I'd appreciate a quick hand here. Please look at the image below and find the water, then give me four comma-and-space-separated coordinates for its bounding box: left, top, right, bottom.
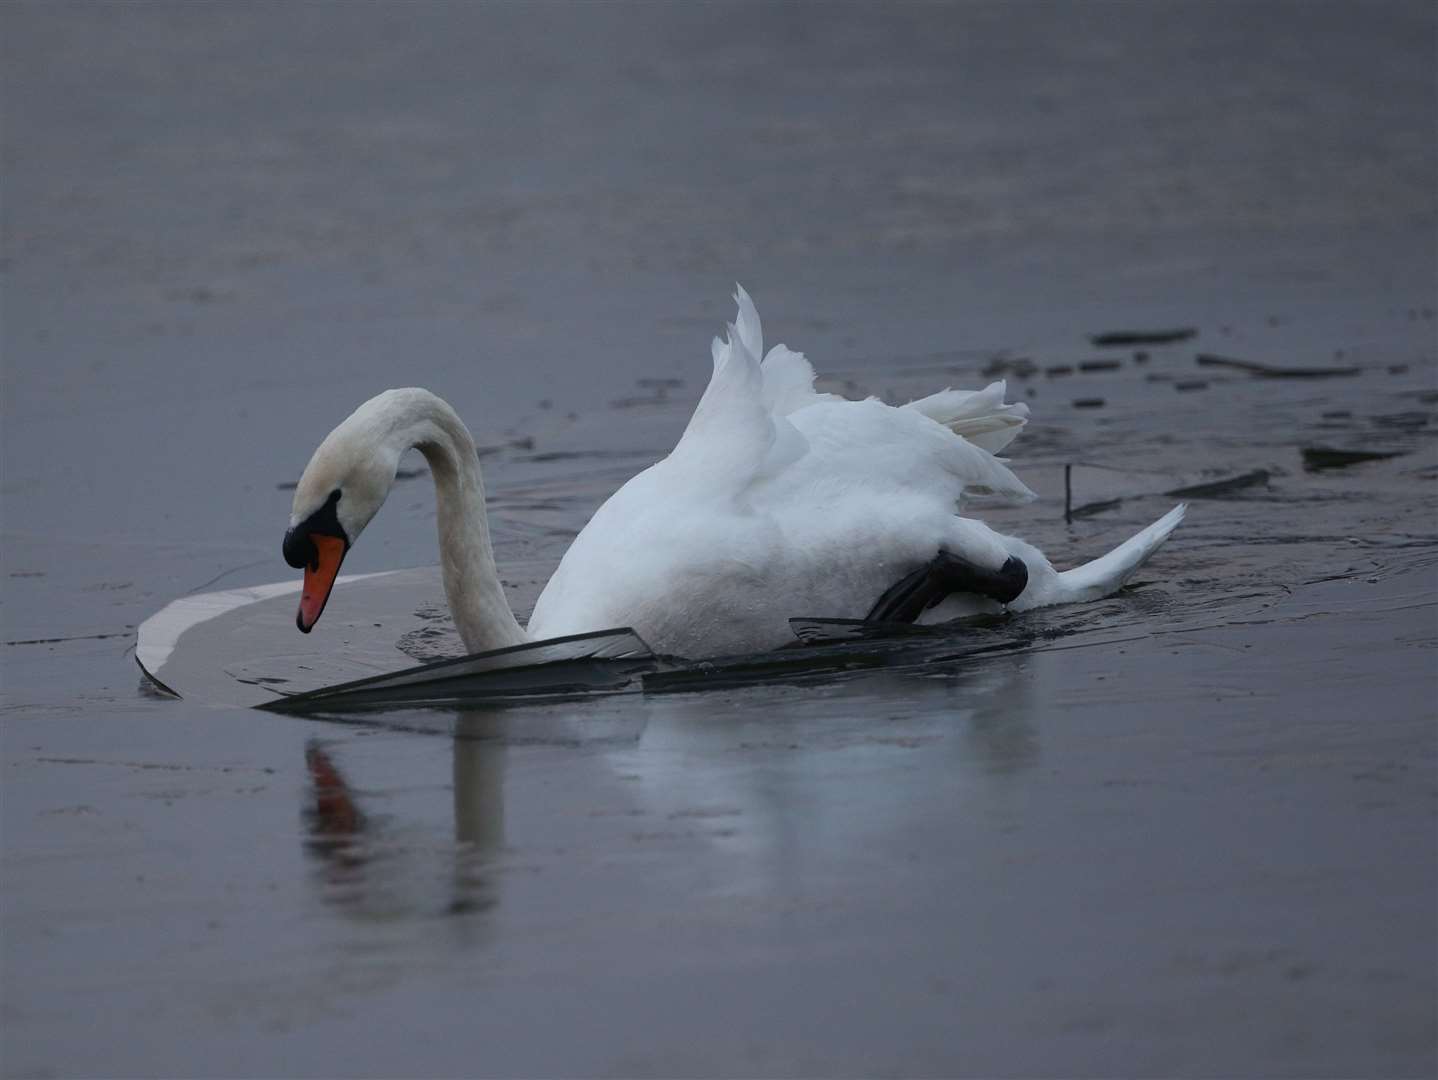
3, 3, 1436, 1076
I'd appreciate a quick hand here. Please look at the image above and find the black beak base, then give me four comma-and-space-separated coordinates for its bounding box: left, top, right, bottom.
283, 489, 346, 569
283, 527, 316, 570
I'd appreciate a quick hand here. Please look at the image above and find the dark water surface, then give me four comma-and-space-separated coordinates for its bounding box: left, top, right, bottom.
3, 3, 1436, 1076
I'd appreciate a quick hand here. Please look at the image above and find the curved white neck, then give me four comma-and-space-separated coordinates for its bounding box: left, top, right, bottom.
385, 392, 528, 653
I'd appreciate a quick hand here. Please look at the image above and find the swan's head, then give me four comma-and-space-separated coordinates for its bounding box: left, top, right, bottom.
283, 396, 405, 632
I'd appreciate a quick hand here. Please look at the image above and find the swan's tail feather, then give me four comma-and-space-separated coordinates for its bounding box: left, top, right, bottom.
1057, 503, 1186, 602
1011, 505, 1186, 611
905, 381, 1031, 453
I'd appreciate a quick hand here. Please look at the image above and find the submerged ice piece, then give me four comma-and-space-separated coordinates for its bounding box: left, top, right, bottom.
258, 628, 657, 712
132, 567, 662, 710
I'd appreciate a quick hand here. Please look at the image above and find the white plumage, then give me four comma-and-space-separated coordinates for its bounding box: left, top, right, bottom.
288, 287, 1184, 659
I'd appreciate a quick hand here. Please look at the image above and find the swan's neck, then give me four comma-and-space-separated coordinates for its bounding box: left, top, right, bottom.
389, 394, 527, 653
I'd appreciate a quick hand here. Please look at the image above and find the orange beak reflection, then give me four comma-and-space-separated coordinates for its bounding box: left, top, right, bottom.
297, 534, 347, 633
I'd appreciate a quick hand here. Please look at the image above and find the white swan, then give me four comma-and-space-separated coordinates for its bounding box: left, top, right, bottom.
283, 287, 1184, 658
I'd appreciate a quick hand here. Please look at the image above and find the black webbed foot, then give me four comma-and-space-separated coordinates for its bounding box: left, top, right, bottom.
865, 552, 1028, 623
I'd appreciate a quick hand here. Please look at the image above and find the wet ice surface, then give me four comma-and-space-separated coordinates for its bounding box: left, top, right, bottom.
4, 2, 1437, 1077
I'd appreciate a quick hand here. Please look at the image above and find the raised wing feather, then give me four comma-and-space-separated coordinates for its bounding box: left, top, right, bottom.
672, 286, 1033, 504
903, 382, 1030, 453
670, 290, 791, 494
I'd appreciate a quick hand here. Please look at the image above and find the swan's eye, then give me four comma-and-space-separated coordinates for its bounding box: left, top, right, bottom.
282, 489, 346, 569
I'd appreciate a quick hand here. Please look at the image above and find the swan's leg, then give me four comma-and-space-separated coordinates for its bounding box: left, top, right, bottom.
865, 550, 1028, 622
878, 504, 1184, 625
943, 518, 1063, 611
881, 515, 1066, 624
922, 507, 1184, 616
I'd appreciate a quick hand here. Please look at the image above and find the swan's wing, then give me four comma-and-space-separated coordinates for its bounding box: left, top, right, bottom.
733, 283, 764, 367
670, 325, 769, 476
902, 381, 1030, 453
698, 281, 836, 418
768, 396, 1035, 507
747, 284, 1026, 455
742, 285, 1032, 502
668, 286, 809, 494
743, 280, 1027, 454
761, 344, 843, 416
672, 287, 1032, 502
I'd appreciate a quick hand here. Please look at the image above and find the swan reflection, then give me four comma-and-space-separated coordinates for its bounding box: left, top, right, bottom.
300, 650, 1041, 922
301, 711, 510, 921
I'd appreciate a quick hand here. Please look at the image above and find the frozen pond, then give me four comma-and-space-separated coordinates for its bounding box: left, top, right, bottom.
3, 3, 1435, 1076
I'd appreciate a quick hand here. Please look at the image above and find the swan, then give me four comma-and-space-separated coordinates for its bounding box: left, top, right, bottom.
282, 287, 1184, 659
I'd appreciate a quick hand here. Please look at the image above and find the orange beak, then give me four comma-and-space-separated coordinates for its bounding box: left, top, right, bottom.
297, 534, 347, 633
